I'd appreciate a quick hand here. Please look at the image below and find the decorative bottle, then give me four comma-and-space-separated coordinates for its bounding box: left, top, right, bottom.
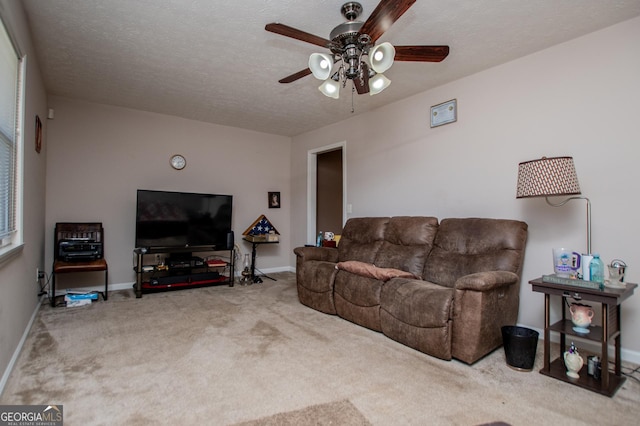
240, 253, 251, 286
317, 231, 323, 247
563, 341, 583, 379
589, 253, 605, 289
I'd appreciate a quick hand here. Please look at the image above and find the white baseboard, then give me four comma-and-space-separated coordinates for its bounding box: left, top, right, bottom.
0, 295, 43, 396
51, 281, 134, 297
250, 266, 295, 276
516, 323, 640, 365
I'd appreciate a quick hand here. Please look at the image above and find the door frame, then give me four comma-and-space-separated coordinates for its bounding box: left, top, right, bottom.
307, 141, 347, 244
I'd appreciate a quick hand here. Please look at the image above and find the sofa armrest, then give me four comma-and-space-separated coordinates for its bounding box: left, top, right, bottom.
293, 246, 339, 263
454, 271, 519, 292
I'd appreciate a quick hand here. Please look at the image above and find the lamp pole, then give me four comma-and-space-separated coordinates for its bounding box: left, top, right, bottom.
545, 196, 591, 255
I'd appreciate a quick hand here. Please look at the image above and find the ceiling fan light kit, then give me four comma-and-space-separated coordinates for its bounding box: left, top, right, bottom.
369, 42, 395, 73
309, 53, 334, 80
265, 0, 450, 100
319, 79, 341, 99
369, 73, 391, 95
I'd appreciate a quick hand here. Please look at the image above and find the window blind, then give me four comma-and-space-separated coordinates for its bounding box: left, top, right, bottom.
0, 19, 18, 242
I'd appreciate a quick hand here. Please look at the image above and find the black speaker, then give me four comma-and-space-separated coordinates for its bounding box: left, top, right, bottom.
226, 231, 234, 250
153, 275, 191, 285
192, 271, 221, 282
151, 272, 221, 286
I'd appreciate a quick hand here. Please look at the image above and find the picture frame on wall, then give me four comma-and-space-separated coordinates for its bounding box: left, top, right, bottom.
268, 192, 280, 208
35, 115, 42, 153
430, 99, 457, 128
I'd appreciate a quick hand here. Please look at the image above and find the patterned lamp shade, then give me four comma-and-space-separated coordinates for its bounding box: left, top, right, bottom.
516, 156, 581, 198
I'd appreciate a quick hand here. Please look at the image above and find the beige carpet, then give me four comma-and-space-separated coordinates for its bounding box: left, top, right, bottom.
1, 272, 639, 425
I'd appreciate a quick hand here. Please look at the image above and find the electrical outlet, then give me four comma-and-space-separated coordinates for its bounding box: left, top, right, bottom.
36, 268, 45, 280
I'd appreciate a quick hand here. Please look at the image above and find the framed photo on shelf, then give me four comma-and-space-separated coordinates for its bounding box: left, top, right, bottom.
268, 192, 280, 208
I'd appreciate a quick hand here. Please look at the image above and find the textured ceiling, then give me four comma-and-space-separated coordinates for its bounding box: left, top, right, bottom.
21, 0, 640, 137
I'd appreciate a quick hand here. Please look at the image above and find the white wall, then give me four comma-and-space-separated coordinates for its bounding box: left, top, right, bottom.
291, 17, 640, 358
0, 0, 48, 391
45, 97, 291, 287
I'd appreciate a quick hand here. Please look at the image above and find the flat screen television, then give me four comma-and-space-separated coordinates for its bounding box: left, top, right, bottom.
135, 189, 233, 251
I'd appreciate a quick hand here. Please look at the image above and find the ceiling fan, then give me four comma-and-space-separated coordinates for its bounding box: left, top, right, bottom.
265, 0, 449, 99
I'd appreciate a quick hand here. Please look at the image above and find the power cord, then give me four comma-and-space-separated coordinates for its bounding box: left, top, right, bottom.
37, 271, 50, 297
617, 363, 640, 384
37, 271, 67, 307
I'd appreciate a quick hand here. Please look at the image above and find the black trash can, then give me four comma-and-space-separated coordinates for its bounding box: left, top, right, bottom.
501, 325, 539, 371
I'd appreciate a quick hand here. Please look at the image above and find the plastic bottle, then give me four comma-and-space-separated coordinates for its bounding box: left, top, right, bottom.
589, 253, 605, 289
316, 231, 323, 247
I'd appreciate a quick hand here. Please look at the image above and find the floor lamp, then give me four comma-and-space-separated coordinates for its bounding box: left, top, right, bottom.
516, 156, 591, 255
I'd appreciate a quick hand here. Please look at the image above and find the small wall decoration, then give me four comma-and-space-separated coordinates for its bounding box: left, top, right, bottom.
35, 115, 42, 153
242, 214, 280, 242
170, 154, 186, 170
430, 99, 457, 128
268, 192, 280, 208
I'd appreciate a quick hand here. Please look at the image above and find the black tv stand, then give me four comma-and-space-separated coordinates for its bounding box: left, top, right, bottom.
133, 246, 234, 298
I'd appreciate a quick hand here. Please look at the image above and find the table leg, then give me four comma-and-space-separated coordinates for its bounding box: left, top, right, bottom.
602, 303, 609, 390
51, 269, 57, 307
544, 293, 550, 372
250, 243, 261, 283
559, 296, 566, 355
615, 306, 622, 376
135, 252, 143, 298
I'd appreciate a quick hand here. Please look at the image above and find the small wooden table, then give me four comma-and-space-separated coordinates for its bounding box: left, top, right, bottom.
530, 277, 636, 396
242, 237, 279, 283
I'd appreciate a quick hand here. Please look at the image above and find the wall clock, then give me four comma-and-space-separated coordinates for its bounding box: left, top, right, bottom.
170, 154, 186, 170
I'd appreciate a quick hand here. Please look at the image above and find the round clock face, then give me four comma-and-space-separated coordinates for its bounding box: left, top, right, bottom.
170, 154, 186, 170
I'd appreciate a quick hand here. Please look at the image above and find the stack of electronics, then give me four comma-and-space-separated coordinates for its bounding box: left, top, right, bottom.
142, 255, 221, 288
168, 256, 205, 269
58, 238, 103, 262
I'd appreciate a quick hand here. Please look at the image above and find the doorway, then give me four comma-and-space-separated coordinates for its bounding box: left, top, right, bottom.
307, 142, 346, 244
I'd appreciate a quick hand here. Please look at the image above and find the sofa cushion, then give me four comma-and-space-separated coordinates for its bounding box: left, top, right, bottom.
380, 278, 454, 328
338, 217, 389, 263
336, 261, 417, 282
300, 261, 339, 293
295, 260, 339, 314
423, 218, 528, 288
380, 277, 455, 360
334, 271, 384, 331
373, 216, 438, 278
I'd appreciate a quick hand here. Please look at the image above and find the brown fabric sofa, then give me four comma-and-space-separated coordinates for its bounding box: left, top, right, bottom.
293, 216, 528, 364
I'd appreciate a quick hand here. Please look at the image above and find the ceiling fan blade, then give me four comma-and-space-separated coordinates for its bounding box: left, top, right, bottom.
279, 68, 312, 84
394, 45, 450, 62
265, 23, 331, 48
359, 0, 417, 43
353, 63, 370, 94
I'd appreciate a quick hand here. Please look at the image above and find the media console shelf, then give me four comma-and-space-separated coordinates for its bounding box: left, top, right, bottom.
133, 247, 235, 298
529, 277, 636, 397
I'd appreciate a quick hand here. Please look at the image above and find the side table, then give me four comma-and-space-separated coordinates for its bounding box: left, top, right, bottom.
242, 237, 279, 283
529, 277, 636, 396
